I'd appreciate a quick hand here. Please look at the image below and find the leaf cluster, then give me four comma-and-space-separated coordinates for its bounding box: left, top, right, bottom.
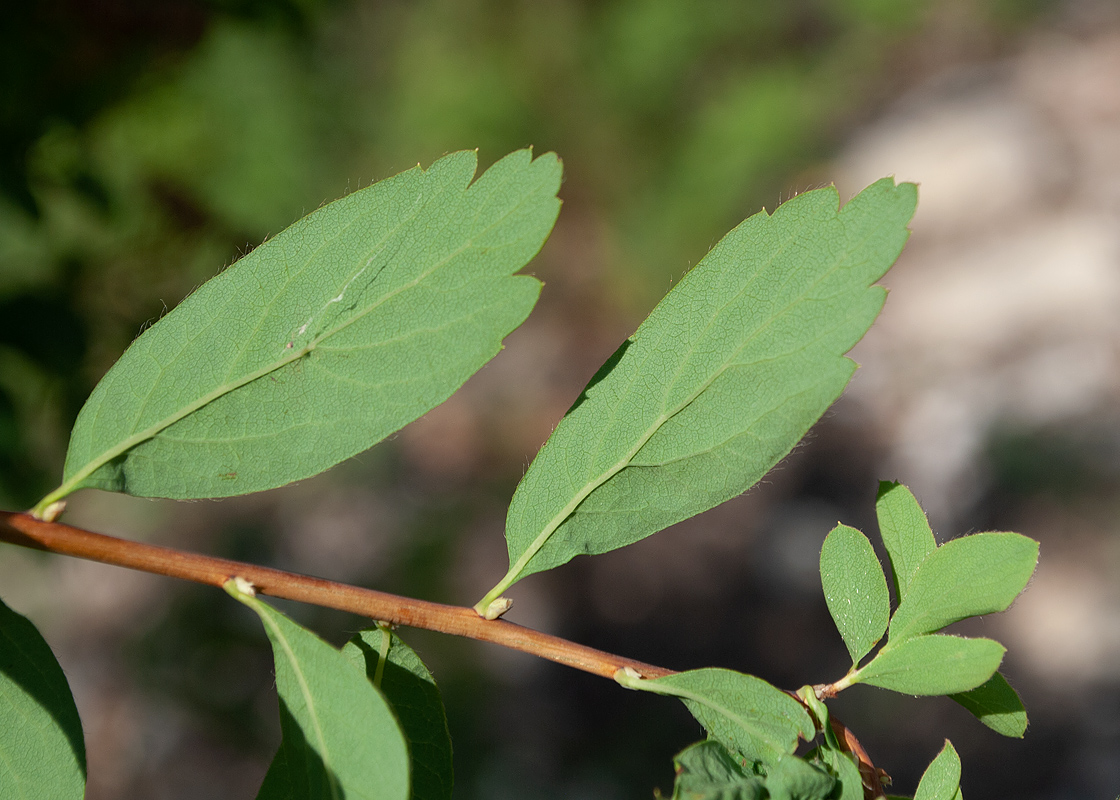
0, 149, 1038, 800
820, 481, 1036, 737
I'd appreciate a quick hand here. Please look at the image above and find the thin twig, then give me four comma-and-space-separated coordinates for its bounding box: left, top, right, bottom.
0, 509, 886, 797
0, 510, 669, 679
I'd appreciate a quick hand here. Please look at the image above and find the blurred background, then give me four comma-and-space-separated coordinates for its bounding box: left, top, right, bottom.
2, 0, 1120, 797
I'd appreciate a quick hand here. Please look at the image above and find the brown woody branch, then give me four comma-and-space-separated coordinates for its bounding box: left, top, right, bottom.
0, 510, 669, 679
0, 509, 886, 797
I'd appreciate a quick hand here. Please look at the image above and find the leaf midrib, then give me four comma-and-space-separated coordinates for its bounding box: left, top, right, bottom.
257, 603, 341, 800
645, 677, 791, 759
506, 204, 881, 581
505, 228, 801, 579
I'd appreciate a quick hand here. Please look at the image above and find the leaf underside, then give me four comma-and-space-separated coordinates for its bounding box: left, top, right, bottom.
888, 532, 1040, 643
670, 740, 766, 800
55, 148, 561, 502
497, 178, 916, 592
857, 634, 1004, 696
875, 480, 937, 603
229, 589, 410, 800
950, 671, 1028, 738
644, 668, 815, 767
0, 597, 86, 800
913, 740, 962, 800
343, 628, 453, 800
820, 523, 890, 664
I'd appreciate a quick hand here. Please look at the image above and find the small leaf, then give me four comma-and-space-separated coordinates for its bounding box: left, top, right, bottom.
226, 583, 409, 800
820, 523, 889, 664
343, 628, 453, 800
632, 668, 815, 766
856, 634, 1004, 696
670, 740, 766, 800
913, 740, 961, 800
875, 481, 936, 602
480, 178, 917, 608
763, 756, 835, 800
950, 671, 1028, 738
0, 596, 86, 799
889, 532, 1039, 643
40, 149, 561, 511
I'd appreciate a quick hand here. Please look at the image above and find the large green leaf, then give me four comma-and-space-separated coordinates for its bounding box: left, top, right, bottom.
888, 533, 1039, 643
479, 179, 916, 610
0, 597, 86, 800
343, 628, 453, 800
226, 582, 410, 800
618, 668, 814, 766
37, 149, 561, 512
820, 523, 889, 664
855, 634, 1004, 696
875, 481, 936, 603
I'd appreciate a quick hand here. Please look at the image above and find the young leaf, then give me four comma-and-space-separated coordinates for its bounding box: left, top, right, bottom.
950, 671, 1028, 738
225, 582, 410, 800
669, 740, 766, 800
618, 667, 815, 766
913, 740, 961, 800
855, 634, 1004, 696
875, 481, 936, 602
37, 149, 561, 512
820, 523, 889, 664
479, 178, 917, 609
888, 532, 1039, 643
343, 628, 453, 800
0, 596, 86, 799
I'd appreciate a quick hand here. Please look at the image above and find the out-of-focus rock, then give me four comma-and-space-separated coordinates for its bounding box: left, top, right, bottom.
835, 32, 1120, 692
836, 33, 1120, 528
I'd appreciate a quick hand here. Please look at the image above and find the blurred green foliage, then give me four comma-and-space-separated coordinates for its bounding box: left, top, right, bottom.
0, 1, 1045, 505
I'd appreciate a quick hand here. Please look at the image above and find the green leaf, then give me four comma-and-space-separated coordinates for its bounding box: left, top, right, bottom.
343, 628, 453, 800
812, 747, 863, 800
39, 149, 561, 511
913, 740, 961, 800
480, 178, 916, 608
225, 583, 409, 800
820, 523, 889, 664
888, 532, 1039, 643
670, 740, 766, 800
855, 635, 1004, 696
950, 671, 1028, 738
763, 755, 835, 800
0, 596, 86, 800
619, 668, 815, 766
255, 742, 295, 800
875, 481, 936, 602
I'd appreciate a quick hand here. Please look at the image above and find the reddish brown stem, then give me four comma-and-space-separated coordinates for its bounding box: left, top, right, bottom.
0, 509, 886, 797
0, 510, 670, 680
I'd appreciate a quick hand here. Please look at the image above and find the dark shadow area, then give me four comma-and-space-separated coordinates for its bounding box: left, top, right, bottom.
565, 336, 631, 416
256, 697, 344, 799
